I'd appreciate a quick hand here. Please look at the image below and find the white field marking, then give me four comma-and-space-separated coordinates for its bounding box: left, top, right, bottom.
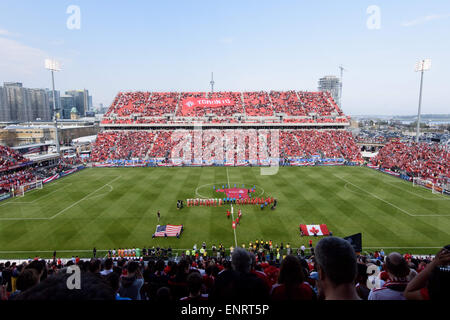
0, 183, 73, 206
363, 168, 449, 200
386, 181, 450, 201
0, 176, 121, 221
344, 182, 364, 195
226, 167, 238, 248
335, 175, 450, 217
49, 176, 121, 220
85, 184, 113, 200
386, 182, 450, 201
195, 182, 265, 199
0, 181, 61, 206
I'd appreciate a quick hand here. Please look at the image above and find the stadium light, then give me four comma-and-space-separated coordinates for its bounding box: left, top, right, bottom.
45, 58, 61, 154
414, 59, 431, 143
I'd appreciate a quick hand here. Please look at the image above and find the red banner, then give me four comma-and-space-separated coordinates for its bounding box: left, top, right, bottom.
181, 98, 234, 115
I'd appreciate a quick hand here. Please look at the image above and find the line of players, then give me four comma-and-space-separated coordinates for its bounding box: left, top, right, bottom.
106, 247, 173, 258
186, 197, 275, 207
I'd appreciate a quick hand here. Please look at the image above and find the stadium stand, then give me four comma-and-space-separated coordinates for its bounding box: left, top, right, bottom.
90, 129, 362, 163
101, 91, 348, 125
371, 141, 450, 184
0, 145, 83, 194
2, 240, 448, 301
0, 145, 28, 168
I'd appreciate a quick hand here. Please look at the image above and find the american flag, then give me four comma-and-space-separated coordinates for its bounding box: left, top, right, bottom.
153, 225, 183, 237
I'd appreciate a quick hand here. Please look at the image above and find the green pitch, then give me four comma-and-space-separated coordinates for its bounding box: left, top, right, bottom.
0, 166, 449, 259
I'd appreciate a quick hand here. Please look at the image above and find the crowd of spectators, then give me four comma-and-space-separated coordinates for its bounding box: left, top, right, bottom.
372, 141, 450, 184
1, 238, 448, 301
101, 91, 349, 125
0, 145, 27, 168
90, 129, 362, 163
0, 145, 83, 194
0, 168, 36, 194
243, 91, 273, 116
280, 130, 362, 161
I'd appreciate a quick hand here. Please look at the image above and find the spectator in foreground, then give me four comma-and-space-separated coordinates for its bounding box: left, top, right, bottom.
105, 272, 131, 300
404, 246, 450, 300
315, 237, 360, 300
368, 252, 411, 300
119, 261, 144, 300
180, 271, 208, 301
100, 259, 114, 276
270, 255, 316, 300
9, 268, 40, 299
355, 263, 370, 300
13, 271, 115, 300
210, 248, 269, 301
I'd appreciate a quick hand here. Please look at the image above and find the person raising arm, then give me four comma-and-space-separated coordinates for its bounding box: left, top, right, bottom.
404, 246, 450, 300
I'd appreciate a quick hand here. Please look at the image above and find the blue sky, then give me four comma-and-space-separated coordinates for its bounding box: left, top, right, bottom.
0, 0, 449, 115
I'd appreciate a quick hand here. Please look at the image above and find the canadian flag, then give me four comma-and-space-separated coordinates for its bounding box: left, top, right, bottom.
300, 224, 329, 236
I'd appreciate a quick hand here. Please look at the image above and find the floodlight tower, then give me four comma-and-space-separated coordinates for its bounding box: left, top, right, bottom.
414, 59, 431, 143
45, 58, 61, 154
210, 72, 215, 93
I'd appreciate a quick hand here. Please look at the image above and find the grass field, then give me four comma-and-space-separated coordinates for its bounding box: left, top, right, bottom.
0, 166, 449, 259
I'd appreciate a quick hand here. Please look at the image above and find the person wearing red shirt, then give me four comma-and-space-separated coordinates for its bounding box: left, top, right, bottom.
270, 255, 316, 300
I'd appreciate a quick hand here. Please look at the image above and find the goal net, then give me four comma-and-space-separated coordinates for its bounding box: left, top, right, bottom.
14, 180, 43, 197
412, 177, 443, 194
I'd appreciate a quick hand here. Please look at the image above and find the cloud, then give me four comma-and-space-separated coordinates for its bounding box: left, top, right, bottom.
401, 14, 450, 27
0, 37, 48, 78
0, 28, 21, 37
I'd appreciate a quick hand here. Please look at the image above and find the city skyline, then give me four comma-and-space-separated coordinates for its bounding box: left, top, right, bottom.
1, 1, 449, 115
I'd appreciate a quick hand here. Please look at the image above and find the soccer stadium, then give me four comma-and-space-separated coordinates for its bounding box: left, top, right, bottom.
1, 1, 449, 306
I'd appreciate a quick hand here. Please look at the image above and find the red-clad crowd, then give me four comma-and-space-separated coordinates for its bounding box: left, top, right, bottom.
0, 145, 27, 168
90, 129, 362, 163
0, 146, 34, 193
90, 131, 157, 162
101, 91, 349, 125
2, 239, 448, 301
372, 141, 450, 184
280, 130, 362, 161
243, 91, 273, 116
0, 168, 36, 194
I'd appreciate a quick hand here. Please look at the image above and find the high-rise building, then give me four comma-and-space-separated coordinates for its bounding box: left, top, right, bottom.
318, 76, 341, 107
46, 88, 61, 117
3, 82, 32, 122
0, 82, 53, 122
88, 95, 93, 112
65, 89, 89, 116
0, 86, 9, 122
60, 95, 76, 119
28, 88, 51, 121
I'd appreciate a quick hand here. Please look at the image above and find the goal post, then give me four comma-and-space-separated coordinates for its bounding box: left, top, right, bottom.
413, 177, 432, 189
14, 180, 43, 197
412, 177, 443, 194
432, 185, 444, 195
